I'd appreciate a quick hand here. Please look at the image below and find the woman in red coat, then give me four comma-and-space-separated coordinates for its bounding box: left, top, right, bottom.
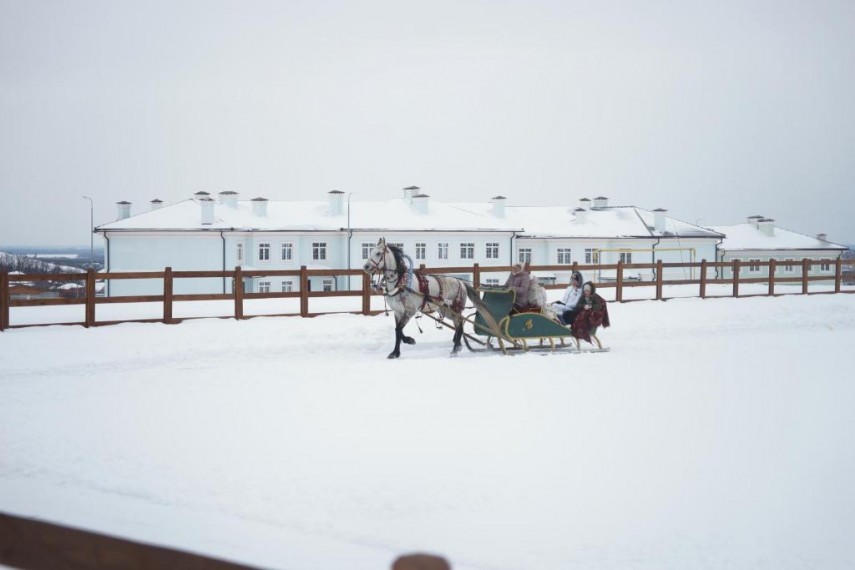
571, 281, 610, 344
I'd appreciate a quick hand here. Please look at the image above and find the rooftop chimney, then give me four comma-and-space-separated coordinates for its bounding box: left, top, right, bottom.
747, 214, 763, 228
579, 197, 591, 209
219, 191, 238, 208
402, 185, 419, 204
412, 193, 430, 215
653, 208, 667, 233
817, 233, 828, 242
491, 195, 506, 218
150, 199, 163, 211
328, 189, 344, 216
593, 196, 609, 209
194, 191, 210, 199
758, 218, 775, 237
116, 201, 131, 220
200, 197, 214, 225
574, 207, 587, 223
251, 197, 268, 217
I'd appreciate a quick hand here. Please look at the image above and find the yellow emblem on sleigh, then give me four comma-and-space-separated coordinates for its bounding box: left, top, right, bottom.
524, 319, 533, 330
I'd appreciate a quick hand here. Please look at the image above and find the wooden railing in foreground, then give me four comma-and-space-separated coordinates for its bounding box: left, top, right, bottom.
1, 258, 853, 331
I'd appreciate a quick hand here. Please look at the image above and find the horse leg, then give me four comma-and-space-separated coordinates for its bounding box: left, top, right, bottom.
451, 318, 464, 354
389, 313, 413, 359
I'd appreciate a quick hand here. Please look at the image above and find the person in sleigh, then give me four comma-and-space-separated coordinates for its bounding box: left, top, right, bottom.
570, 281, 610, 344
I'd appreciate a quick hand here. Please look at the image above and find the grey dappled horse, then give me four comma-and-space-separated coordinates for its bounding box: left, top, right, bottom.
363, 238, 483, 358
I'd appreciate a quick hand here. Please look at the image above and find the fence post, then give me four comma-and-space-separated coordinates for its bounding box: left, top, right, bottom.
300, 266, 309, 317
362, 272, 371, 315
84, 268, 96, 327
655, 260, 664, 300
234, 266, 244, 319
768, 259, 776, 296
0, 270, 9, 331
699, 260, 708, 299
732, 260, 740, 298
835, 258, 842, 294
163, 267, 174, 323
802, 258, 809, 294
473, 263, 480, 288
616, 260, 624, 302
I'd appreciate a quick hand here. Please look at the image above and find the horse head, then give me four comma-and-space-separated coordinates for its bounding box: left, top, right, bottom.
363, 238, 390, 276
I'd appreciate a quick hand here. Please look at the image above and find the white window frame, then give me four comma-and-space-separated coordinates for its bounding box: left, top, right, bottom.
258, 243, 271, 262
557, 248, 572, 264
749, 259, 761, 273
281, 281, 293, 292
518, 248, 532, 264
361, 242, 374, 260
620, 251, 632, 264
438, 243, 449, 260
820, 259, 831, 272
484, 278, 500, 287
783, 259, 795, 272
460, 242, 475, 259
486, 242, 499, 259
236, 243, 244, 263
415, 242, 426, 260
322, 279, 334, 292
258, 280, 271, 294
281, 242, 292, 261
312, 242, 327, 261
585, 248, 600, 264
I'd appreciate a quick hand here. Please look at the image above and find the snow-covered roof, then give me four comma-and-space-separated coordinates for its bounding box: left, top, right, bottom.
708, 223, 848, 251
97, 197, 721, 239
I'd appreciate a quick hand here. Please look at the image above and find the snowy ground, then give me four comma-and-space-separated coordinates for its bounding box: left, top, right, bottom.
2, 292, 855, 569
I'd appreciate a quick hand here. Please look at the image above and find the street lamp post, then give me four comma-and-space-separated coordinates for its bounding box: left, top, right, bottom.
82, 196, 94, 268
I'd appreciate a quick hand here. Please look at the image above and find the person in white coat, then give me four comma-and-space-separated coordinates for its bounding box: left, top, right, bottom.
551, 271, 584, 325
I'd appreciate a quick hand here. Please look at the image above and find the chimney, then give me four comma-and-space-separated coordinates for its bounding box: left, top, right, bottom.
219, 191, 238, 208
200, 197, 214, 225
328, 189, 344, 216
574, 207, 587, 223
150, 199, 163, 211
491, 195, 506, 218
593, 196, 609, 209
747, 214, 763, 228
758, 218, 775, 237
653, 208, 667, 233
579, 197, 591, 209
412, 193, 430, 215
194, 191, 210, 199
402, 185, 419, 204
251, 197, 268, 217
817, 233, 828, 242
116, 201, 131, 220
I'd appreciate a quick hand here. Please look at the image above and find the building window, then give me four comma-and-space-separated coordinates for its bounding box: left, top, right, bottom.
620, 251, 632, 264
312, 242, 327, 261
281, 243, 292, 261
783, 259, 795, 272
518, 248, 531, 264
415, 242, 426, 260
362, 242, 374, 260
486, 242, 499, 259
389, 242, 404, 250
557, 248, 572, 264
236, 243, 244, 263
281, 281, 293, 292
749, 259, 761, 273
258, 281, 271, 294
438, 243, 449, 260
585, 248, 600, 264
460, 242, 474, 259
322, 279, 334, 292
820, 259, 831, 272
258, 243, 270, 262
484, 278, 500, 287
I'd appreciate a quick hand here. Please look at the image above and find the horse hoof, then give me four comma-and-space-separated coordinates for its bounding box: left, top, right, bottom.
388, 352, 400, 359
403, 337, 416, 345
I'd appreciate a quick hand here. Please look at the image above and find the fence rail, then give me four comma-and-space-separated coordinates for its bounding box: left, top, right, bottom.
2, 258, 854, 331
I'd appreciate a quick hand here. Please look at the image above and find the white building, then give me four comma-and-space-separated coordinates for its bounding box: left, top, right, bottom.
96, 188, 724, 296
709, 216, 847, 280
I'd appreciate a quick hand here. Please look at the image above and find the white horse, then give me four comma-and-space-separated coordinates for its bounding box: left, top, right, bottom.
363, 238, 484, 358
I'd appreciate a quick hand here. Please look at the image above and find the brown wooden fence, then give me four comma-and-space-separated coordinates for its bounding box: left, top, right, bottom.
1, 258, 853, 331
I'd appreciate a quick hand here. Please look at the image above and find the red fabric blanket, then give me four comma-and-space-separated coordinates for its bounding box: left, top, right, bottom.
571, 293, 610, 344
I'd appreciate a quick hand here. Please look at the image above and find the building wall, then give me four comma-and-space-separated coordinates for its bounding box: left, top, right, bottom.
717, 249, 842, 280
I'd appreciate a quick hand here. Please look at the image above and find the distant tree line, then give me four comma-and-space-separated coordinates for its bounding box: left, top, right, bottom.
0, 252, 84, 275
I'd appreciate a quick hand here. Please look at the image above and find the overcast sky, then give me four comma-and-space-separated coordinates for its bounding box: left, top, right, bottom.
2, 0, 853, 247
